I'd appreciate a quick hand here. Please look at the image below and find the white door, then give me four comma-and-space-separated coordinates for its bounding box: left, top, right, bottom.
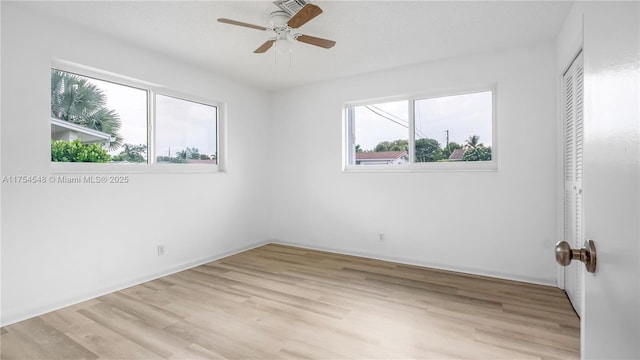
581, 2, 639, 358
562, 51, 584, 316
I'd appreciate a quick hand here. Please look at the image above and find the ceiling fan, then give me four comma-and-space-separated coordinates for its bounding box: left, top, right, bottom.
217, 0, 336, 54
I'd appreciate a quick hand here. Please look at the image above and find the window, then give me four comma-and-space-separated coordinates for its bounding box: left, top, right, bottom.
345, 88, 495, 170
51, 69, 148, 163
50, 67, 220, 171
155, 95, 217, 164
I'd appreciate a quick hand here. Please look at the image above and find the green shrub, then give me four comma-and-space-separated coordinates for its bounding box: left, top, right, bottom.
462, 146, 492, 161
51, 139, 111, 163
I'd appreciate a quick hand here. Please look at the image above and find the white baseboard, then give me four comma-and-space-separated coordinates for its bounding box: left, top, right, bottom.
2, 238, 556, 327
1, 239, 269, 327
270, 239, 557, 287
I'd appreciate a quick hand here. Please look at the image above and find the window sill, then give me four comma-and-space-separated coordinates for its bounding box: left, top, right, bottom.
51, 162, 224, 174
343, 160, 498, 173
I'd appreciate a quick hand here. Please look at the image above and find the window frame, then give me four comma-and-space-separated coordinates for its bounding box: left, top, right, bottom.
50, 60, 225, 174
343, 85, 498, 172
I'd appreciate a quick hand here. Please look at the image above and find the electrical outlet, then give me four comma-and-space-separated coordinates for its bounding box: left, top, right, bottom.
157, 245, 165, 256
378, 233, 385, 242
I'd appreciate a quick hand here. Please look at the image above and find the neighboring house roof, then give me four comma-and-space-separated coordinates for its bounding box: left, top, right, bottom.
51, 118, 113, 144
448, 148, 465, 161
356, 151, 408, 161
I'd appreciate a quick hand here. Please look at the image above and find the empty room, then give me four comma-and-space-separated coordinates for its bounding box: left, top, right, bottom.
1, 1, 638, 359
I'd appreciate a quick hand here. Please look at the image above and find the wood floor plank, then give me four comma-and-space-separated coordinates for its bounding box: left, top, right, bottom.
1, 332, 57, 360
278, 339, 352, 360
163, 320, 274, 359
474, 327, 580, 359
0, 244, 580, 359
61, 321, 165, 360
39, 306, 96, 334
97, 292, 183, 329
166, 343, 228, 360
76, 302, 190, 358
0, 317, 98, 360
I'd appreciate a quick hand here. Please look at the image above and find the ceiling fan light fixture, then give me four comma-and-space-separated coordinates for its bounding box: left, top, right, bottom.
274, 33, 293, 67
269, 11, 290, 29
275, 33, 293, 54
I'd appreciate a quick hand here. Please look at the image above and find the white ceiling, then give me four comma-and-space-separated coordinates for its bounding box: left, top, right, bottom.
19, 1, 573, 91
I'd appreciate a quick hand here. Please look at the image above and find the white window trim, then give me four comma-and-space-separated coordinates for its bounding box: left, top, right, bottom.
342, 85, 498, 172
50, 60, 226, 174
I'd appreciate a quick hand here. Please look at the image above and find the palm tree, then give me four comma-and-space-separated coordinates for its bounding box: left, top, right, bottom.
174, 150, 187, 161
465, 135, 481, 149
51, 70, 123, 150
117, 143, 146, 163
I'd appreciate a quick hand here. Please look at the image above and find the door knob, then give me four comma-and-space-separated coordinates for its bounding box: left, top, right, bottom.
555, 240, 597, 273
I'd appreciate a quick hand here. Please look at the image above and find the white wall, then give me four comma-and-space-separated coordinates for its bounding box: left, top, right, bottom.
0, 3, 270, 325
268, 41, 559, 285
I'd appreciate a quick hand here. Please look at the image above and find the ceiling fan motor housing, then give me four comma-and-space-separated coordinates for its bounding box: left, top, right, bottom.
270, 11, 290, 32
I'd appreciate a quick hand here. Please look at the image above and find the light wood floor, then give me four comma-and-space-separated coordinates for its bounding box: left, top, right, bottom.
1, 244, 579, 359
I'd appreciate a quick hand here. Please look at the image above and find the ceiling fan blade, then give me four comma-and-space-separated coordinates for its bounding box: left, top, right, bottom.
287, 4, 323, 29
254, 39, 276, 53
295, 34, 336, 49
217, 18, 268, 31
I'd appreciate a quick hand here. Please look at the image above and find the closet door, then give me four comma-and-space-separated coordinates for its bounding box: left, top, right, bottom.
562, 51, 584, 315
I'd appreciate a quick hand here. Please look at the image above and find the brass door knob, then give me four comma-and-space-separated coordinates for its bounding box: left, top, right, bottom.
555, 240, 597, 273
